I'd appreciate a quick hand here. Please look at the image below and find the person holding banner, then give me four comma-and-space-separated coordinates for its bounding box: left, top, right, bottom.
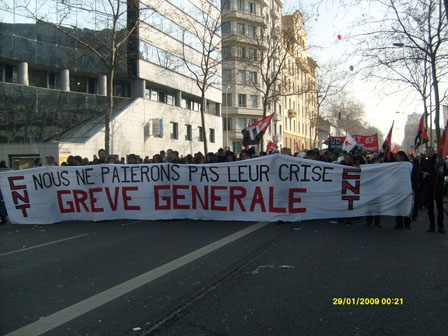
366, 156, 382, 227
421, 147, 446, 233
394, 151, 415, 229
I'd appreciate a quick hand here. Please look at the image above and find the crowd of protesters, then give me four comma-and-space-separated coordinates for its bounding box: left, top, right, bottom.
0, 146, 446, 234
27, 147, 408, 167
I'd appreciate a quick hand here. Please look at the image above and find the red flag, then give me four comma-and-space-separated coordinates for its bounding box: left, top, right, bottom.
438, 120, 448, 156
266, 140, 278, 152
242, 114, 274, 146
414, 113, 429, 149
381, 122, 394, 160
392, 144, 398, 154
439, 120, 448, 158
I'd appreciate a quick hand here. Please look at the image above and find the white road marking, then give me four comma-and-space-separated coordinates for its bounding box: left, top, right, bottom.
121, 220, 141, 226
0, 234, 90, 257
5, 221, 269, 336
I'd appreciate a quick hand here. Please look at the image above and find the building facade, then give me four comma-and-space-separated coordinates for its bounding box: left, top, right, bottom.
0, 0, 222, 168
401, 113, 421, 152
281, 11, 318, 152
317, 118, 342, 148
221, 0, 284, 153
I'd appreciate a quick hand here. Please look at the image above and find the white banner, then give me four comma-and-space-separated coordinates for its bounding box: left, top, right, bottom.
0, 155, 413, 224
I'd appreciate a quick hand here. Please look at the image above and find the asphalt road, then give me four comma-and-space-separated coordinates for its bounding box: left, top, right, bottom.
0, 212, 447, 336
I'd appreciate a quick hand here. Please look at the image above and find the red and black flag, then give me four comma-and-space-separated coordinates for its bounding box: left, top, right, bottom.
438, 120, 448, 157
266, 140, 278, 152
242, 114, 274, 146
380, 122, 394, 161
414, 113, 429, 149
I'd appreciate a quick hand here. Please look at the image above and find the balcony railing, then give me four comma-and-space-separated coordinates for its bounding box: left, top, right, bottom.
222, 11, 266, 25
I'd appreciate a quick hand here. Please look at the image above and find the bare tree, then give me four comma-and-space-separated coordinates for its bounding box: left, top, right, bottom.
174, 0, 222, 154
313, 61, 354, 147
325, 92, 366, 135
349, 0, 448, 144
8, 0, 159, 156
363, 125, 385, 145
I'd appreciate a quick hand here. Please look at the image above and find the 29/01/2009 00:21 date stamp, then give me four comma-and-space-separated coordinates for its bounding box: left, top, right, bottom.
333, 298, 404, 305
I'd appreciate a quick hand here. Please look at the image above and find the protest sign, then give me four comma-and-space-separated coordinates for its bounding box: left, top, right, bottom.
0, 155, 412, 224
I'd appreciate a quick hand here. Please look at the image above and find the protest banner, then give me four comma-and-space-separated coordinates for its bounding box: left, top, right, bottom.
329, 134, 379, 153
0, 155, 412, 224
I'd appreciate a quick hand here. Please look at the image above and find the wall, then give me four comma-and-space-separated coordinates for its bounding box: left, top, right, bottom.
57, 98, 223, 160
0, 143, 59, 167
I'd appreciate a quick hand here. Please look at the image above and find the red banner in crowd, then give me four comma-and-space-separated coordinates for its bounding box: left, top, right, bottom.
329, 134, 379, 152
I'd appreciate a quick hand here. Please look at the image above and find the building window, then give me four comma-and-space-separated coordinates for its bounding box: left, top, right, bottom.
238, 0, 245, 11
222, 21, 230, 35
249, 2, 256, 14
193, 101, 200, 111
250, 95, 258, 108
199, 126, 204, 142
279, 125, 282, 135
285, 117, 287, 130
238, 94, 247, 107
222, 93, 232, 107
167, 94, 174, 105
248, 25, 255, 38
70, 77, 87, 93
185, 124, 192, 140
223, 117, 232, 131
221, 0, 230, 10
223, 69, 232, 82
237, 23, 245, 35
158, 91, 167, 103
29, 69, 48, 88
238, 118, 247, 130
209, 128, 215, 143
249, 48, 257, 60
238, 70, 246, 84
5, 65, 18, 83
170, 122, 178, 139
151, 90, 158, 101
236, 46, 245, 58
233, 141, 242, 153
249, 71, 257, 85
222, 45, 231, 58
48, 72, 56, 89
